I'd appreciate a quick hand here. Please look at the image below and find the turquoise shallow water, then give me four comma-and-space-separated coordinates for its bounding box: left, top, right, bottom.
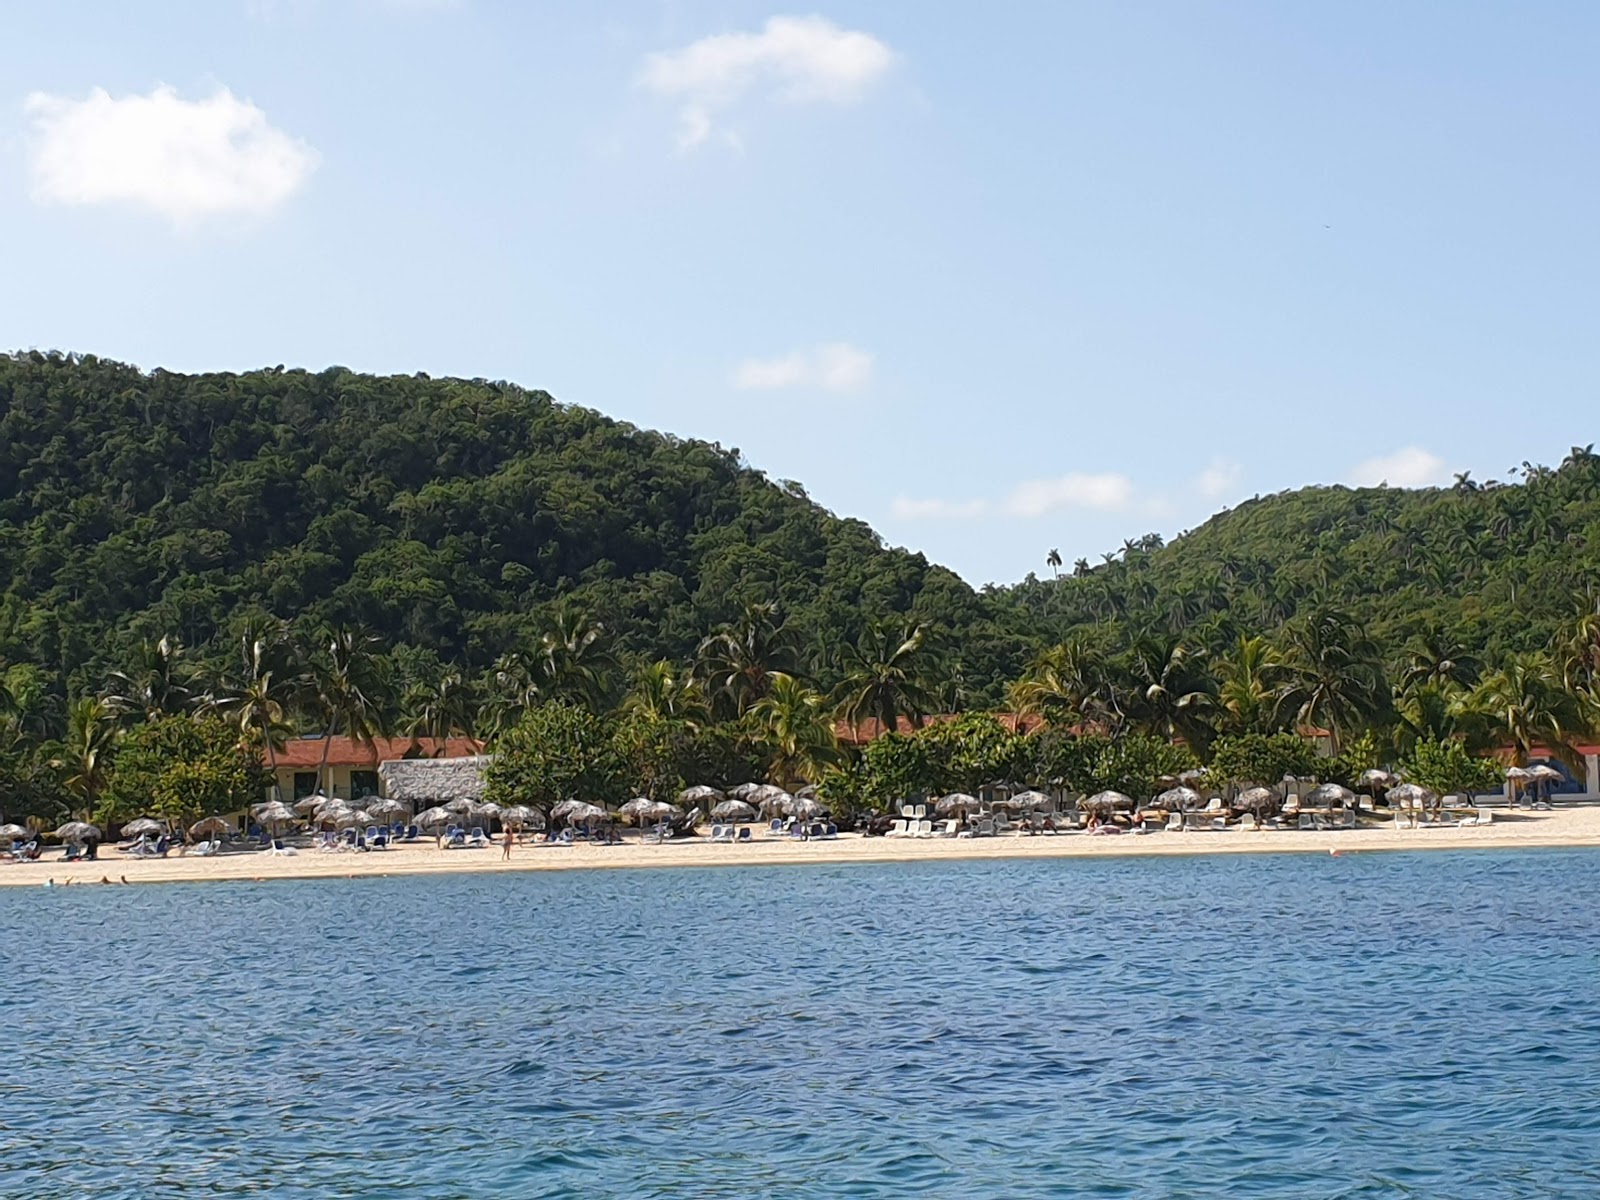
3, 850, 1599, 1197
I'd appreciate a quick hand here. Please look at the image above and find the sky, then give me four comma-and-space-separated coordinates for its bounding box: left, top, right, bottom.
2, 2, 1597, 586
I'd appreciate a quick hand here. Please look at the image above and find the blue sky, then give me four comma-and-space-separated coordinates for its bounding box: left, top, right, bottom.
2, 2, 1596, 585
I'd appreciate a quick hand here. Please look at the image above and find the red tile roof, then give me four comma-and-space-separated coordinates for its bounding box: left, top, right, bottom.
269, 736, 481, 769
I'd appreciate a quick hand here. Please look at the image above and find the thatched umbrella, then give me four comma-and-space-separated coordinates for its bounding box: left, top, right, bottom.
1083, 790, 1133, 815
619, 797, 662, 825
555, 800, 607, 825
1010, 790, 1053, 811
678, 785, 723, 807
1527, 763, 1563, 804
1179, 768, 1209, 785
415, 805, 452, 829
710, 798, 756, 821
122, 817, 165, 838
367, 797, 409, 820
501, 805, 542, 829
254, 801, 296, 828
1155, 786, 1200, 812
757, 790, 795, 817
1387, 782, 1434, 811
784, 795, 823, 820
190, 815, 237, 838
1305, 783, 1356, 807
1237, 786, 1278, 816
55, 821, 101, 843
935, 793, 979, 816
749, 783, 789, 804
728, 782, 763, 801
444, 797, 478, 815
0, 823, 30, 840
294, 793, 330, 815
794, 784, 819, 800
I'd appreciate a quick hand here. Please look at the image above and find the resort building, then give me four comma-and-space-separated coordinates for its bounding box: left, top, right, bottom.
265, 736, 482, 802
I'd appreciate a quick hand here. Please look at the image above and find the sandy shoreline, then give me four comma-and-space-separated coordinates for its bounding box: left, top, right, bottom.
5, 804, 1600, 887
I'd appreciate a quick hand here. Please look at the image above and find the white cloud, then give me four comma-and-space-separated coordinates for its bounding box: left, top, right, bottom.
1196, 456, 1243, 499
733, 342, 873, 392
890, 496, 987, 520
1349, 446, 1449, 489
25, 85, 318, 224
891, 472, 1137, 521
640, 15, 895, 149
1003, 473, 1134, 517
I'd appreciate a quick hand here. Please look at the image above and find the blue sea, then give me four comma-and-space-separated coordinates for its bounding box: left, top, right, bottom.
4, 850, 1599, 1197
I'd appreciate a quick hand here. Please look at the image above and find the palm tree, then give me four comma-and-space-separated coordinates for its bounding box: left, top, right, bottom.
747, 673, 839, 790
832, 621, 941, 737
1046, 549, 1062, 580
1282, 610, 1387, 754
102, 635, 193, 723
1215, 634, 1292, 735
696, 601, 799, 720
401, 671, 477, 755
56, 697, 119, 819
1399, 627, 1480, 694
621, 660, 707, 725
309, 626, 390, 795
202, 621, 304, 796
1008, 635, 1117, 729
534, 606, 616, 709
1121, 635, 1216, 751
1470, 652, 1588, 770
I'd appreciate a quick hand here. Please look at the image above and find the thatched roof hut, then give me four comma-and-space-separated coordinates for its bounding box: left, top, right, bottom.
378, 755, 492, 806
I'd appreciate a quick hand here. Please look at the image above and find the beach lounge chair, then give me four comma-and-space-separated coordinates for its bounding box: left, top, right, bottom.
1164, 813, 1184, 832
193, 839, 220, 857
466, 827, 488, 847
914, 804, 927, 820
371, 830, 389, 849
1237, 812, 1259, 831
269, 839, 297, 856
889, 819, 908, 837
736, 826, 752, 841
976, 818, 995, 837
937, 819, 960, 837
768, 818, 785, 835
900, 804, 916, 819
710, 824, 733, 843
1469, 807, 1494, 826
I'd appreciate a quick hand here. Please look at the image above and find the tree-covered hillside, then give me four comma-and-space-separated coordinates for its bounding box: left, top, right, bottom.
0, 352, 1024, 695
1014, 451, 1600, 662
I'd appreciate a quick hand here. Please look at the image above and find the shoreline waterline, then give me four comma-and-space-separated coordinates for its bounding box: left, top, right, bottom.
6, 804, 1599, 887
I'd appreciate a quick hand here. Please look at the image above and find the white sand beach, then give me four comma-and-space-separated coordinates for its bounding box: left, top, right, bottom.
6, 805, 1600, 887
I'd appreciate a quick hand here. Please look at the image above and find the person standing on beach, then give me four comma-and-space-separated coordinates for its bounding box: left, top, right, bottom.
502, 826, 513, 860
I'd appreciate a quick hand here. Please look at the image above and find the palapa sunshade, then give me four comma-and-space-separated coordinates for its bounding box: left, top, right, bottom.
366, 797, 409, 818
0, 823, 30, 839
678, 785, 723, 806
564, 802, 608, 823
1386, 782, 1435, 808
756, 790, 794, 817
784, 795, 823, 819
121, 818, 164, 837
1358, 769, 1394, 787
476, 802, 503, 819
1083, 790, 1134, 813
619, 797, 661, 822
1179, 768, 1210, 784
935, 793, 979, 815
294, 793, 330, 814
1010, 790, 1053, 810
414, 806, 452, 828
710, 798, 757, 821
550, 799, 586, 821
190, 815, 237, 837
443, 798, 478, 814
1237, 786, 1278, 812
728, 782, 763, 801
1305, 783, 1356, 806
254, 801, 296, 825
54, 821, 102, 842
1155, 786, 1200, 811
1527, 764, 1564, 781
1503, 766, 1533, 781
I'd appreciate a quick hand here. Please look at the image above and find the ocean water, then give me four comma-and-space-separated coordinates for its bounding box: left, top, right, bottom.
3, 850, 1599, 1198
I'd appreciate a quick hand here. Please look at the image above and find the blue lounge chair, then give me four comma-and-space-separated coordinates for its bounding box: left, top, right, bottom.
736, 826, 752, 842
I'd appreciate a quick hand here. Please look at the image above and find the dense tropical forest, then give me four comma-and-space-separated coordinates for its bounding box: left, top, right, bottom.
1, 351, 1598, 829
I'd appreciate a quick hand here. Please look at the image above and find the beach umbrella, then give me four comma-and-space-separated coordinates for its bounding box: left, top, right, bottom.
476, 802, 503, 820
367, 797, 409, 819
501, 805, 542, 829
1358, 769, 1393, 788
749, 783, 788, 803
551, 799, 587, 821
935, 793, 979, 816
619, 797, 660, 822
1237, 786, 1278, 814
1527, 764, 1563, 781
190, 815, 237, 837
784, 795, 823, 820
555, 801, 606, 825
254, 801, 296, 827
710, 798, 757, 821
678, 785, 723, 807
794, 784, 820, 800
0, 823, 29, 840
1386, 782, 1434, 809
294, 793, 330, 814
1179, 768, 1210, 785
444, 798, 478, 815
1155, 786, 1200, 811
121, 818, 164, 838
1010, 790, 1053, 810
728, 782, 763, 801
54, 821, 102, 843
415, 806, 452, 829
757, 790, 795, 817
1083, 790, 1134, 814
1305, 783, 1356, 807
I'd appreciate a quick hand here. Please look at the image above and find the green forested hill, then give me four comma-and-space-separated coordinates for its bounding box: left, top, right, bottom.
1011, 452, 1600, 663
0, 352, 1021, 695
